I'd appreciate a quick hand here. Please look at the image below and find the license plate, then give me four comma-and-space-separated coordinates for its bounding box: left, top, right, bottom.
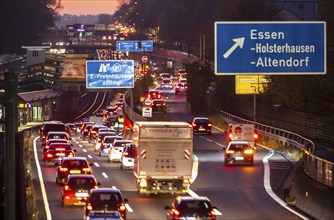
199, 128, 205, 131
70, 170, 81, 174
235, 156, 244, 160
56, 153, 65, 156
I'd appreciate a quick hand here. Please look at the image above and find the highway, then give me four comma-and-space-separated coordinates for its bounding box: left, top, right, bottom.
31, 88, 309, 220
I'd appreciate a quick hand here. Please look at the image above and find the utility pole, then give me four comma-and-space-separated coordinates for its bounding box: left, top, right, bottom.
4, 69, 18, 220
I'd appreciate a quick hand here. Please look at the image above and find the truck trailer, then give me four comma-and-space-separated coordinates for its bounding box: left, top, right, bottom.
133, 121, 194, 195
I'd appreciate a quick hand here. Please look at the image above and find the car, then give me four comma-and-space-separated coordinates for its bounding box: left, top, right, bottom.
84, 188, 128, 219
88, 125, 108, 143
158, 72, 171, 82
224, 141, 254, 166
61, 174, 100, 207
43, 138, 70, 154
165, 196, 217, 220
120, 143, 136, 170
161, 78, 173, 85
191, 117, 212, 135
94, 132, 118, 152
55, 157, 93, 185
107, 140, 133, 163
44, 143, 76, 167
151, 99, 167, 112
98, 135, 123, 156
40, 121, 67, 142
44, 131, 70, 145
147, 90, 162, 99
65, 123, 77, 135
81, 122, 95, 140
175, 82, 188, 94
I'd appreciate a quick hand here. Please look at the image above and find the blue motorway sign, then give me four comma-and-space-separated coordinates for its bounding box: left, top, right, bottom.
116, 40, 153, 52
86, 60, 134, 89
215, 22, 326, 75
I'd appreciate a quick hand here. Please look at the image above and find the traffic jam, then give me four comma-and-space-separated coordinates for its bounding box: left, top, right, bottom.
34, 69, 303, 220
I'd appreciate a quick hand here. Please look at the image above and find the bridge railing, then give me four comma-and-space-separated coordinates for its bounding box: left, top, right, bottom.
220, 110, 334, 188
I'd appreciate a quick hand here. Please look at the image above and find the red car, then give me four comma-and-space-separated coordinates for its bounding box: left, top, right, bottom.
61, 174, 100, 207
44, 143, 76, 167
147, 90, 162, 99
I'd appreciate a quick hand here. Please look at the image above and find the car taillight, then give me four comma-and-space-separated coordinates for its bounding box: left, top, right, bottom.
192, 123, 197, 127
158, 94, 161, 98
64, 185, 71, 191
94, 185, 99, 189
183, 178, 190, 184
60, 167, 68, 172
244, 149, 253, 154
228, 133, 234, 139
68, 152, 74, 157
45, 146, 49, 149
172, 209, 180, 218
253, 133, 259, 140
119, 203, 126, 211
226, 150, 234, 154
46, 153, 53, 158
210, 209, 216, 218
82, 167, 91, 172
123, 152, 129, 157
86, 203, 93, 211
208, 123, 212, 127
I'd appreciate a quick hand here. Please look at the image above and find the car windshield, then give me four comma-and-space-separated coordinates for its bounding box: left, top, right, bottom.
90, 192, 121, 210
68, 178, 95, 190
63, 159, 87, 168
195, 119, 209, 123
178, 200, 212, 212
229, 144, 249, 151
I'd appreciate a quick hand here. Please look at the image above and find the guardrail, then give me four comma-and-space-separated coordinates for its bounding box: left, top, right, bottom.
220, 110, 334, 188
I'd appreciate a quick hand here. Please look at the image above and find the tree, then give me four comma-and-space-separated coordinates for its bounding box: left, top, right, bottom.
0, 0, 60, 54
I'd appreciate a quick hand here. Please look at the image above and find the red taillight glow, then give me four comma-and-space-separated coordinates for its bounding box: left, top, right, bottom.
82, 167, 91, 172
244, 149, 253, 154
228, 133, 234, 139
192, 123, 196, 127
183, 178, 190, 184
123, 152, 129, 157
68, 152, 74, 157
60, 167, 68, 172
86, 203, 93, 211
208, 123, 212, 127
210, 209, 216, 217
64, 185, 70, 191
172, 209, 180, 218
253, 133, 259, 139
119, 203, 126, 211
46, 153, 53, 158
226, 150, 234, 154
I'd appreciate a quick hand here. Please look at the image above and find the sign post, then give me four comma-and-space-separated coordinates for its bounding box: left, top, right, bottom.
215, 21, 326, 75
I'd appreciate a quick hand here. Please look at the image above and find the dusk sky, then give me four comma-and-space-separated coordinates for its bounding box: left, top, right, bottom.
60, 0, 121, 15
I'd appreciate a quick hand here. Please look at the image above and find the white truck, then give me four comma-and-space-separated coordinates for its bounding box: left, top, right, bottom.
133, 121, 194, 195
227, 123, 259, 147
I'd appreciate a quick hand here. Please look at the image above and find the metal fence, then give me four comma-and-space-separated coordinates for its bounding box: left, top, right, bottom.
220, 110, 334, 188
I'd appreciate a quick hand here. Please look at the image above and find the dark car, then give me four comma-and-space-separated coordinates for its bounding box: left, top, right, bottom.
151, 99, 167, 112
84, 188, 128, 219
165, 196, 217, 220
175, 82, 188, 94
147, 90, 162, 99
224, 141, 254, 166
61, 174, 100, 207
191, 117, 212, 135
41, 122, 67, 143
55, 157, 93, 185
88, 125, 107, 143
82, 123, 95, 140
44, 143, 76, 167
44, 138, 70, 154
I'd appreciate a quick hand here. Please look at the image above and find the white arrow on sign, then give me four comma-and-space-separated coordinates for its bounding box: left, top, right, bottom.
223, 37, 245, 59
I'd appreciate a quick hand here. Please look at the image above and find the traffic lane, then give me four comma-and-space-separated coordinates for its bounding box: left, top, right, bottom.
193, 132, 227, 151
74, 138, 178, 220
191, 147, 302, 219
35, 139, 88, 220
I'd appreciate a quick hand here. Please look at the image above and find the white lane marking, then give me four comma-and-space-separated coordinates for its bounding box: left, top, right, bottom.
102, 172, 108, 178
79, 144, 83, 148
260, 144, 309, 220
214, 142, 225, 148
125, 204, 133, 212
33, 137, 52, 220
87, 155, 92, 159
83, 149, 87, 152
94, 162, 100, 167
198, 135, 213, 142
